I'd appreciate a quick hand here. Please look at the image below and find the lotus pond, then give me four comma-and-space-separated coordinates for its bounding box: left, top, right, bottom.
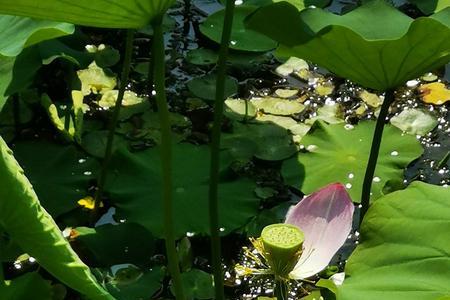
0, 0, 449, 300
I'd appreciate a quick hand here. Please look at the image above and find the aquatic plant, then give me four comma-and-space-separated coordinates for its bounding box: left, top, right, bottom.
237, 183, 354, 299
247, 0, 450, 223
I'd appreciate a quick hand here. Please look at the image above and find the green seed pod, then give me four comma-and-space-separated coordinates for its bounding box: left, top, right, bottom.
261, 223, 304, 279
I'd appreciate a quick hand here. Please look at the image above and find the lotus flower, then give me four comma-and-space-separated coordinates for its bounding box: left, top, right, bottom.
285, 182, 354, 279
235, 183, 354, 283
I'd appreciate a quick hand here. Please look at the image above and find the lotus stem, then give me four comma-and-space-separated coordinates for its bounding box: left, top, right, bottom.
208, 0, 235, 299
359, 89, 395, 226
152, 17, 186, 300
92, 29, 134, 222
274, 278, 289, 300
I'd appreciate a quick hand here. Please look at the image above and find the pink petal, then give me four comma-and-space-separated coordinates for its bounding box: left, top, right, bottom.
285, 183, 354, 279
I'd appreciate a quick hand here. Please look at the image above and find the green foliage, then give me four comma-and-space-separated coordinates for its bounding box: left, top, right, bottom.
339, 182, 450, 300
0, 272, 53, 300
106, 266, 164, 300
0, 15, 74, 57
0, 0, 176, 28
187, 74, 238, 101
0, 136, 113, 299
200, 6, 277, 52
72, 223, 155, 267
247, 0, 450, 90
408, 0, 450, 14
104, 143, 260, 238
12, 139, 100, 217
282, 121, 423, 202
175, 269, 215, 300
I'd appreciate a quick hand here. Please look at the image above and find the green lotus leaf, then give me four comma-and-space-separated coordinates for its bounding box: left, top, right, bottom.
72, 223, 155, 268
408, 0, 449, 14
12, 140, 99, 217
250, 97, 305, 115
106, 266, 164, 300
104, 144, 260, 238
247, 0, 450, 90
222, 121, 297, 161
0, 0, 176, 28
187, 73, 238, 101
0, 136, 113, 299
282, 121, 423, 202
338, 182, 450, 300
390, 108, 438, 135
0, 57, 14, 112
174, 269, 214, 300
200, 6, 277, 52
0, 15, 74, 57
0, 272, 52, 300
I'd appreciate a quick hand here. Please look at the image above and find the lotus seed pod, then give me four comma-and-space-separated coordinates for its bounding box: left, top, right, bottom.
261, 223, 304, 278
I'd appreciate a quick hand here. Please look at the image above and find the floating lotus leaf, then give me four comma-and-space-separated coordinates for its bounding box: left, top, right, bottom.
250, 97, 305, 115
224, 98, 257, 120
0, 272, 52, 299
104, 144, 260, 238
0, 0, 176, 28
390, 108, 438, 135
247, 0, 450, 90
77, 62, 117, 96
175, 269, 214, 300
187, 74, 238, 101
419, 82, 450, 105
282, 121, 423, 202
71, 223, 155, 267
339, 182, 450, 300
98, 90, 144, 108
106, 266, 164, 300
222, 121, 297, 161
12, 140, 99, 217
200, 6, 277, 52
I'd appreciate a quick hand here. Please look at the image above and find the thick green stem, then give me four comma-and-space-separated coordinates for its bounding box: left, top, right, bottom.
208, 1, 235, 299
152, 17, 186, 300
92, 29, 134, 221
274, 278, 289, 300
359, 89, 395, 226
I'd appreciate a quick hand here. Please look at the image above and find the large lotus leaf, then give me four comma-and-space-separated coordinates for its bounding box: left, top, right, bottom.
12, 140, 99, 217
0, 136, 113, 299
104, 144, 260, 238
247, 0, 450, 90
0, 272, 52, 300
0, 0, 175, 29
338, 182, 450, 300
0, 15, 74, 57
282, 121, 423, 202
200, 5, 277, 52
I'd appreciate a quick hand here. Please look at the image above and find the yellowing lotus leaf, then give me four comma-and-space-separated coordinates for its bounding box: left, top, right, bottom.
419, 82, 450, 105
77, 62, 116, 95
